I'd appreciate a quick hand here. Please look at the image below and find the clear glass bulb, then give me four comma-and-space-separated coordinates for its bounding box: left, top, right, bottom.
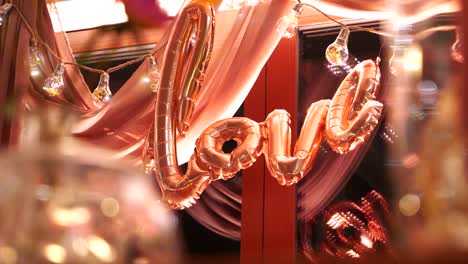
30, 39, 42, 77
326, 28, 350, 65
451, 28, 464, 63
276, 4, 303, 39
389, 46, 405, 76
0, 3, 12, 27
93, 72, 112, 104
148, 56, 161, 93
42, 63, 65, 96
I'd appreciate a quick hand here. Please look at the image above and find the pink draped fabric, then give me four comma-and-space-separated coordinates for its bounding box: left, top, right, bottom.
0, 0, 293, 239
0, 0, 295, 163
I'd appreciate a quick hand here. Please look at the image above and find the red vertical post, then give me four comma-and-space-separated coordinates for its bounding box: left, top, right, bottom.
461, 0, 467, 207
263, 36, 298, 263
241, 67, 267, 263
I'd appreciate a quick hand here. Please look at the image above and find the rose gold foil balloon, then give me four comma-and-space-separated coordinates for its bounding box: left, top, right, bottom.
197, 118, 262, 180
156, 57, 383, 209
263, 101, 330, 186
154, 0, 215, 209
325, 59, 383, 154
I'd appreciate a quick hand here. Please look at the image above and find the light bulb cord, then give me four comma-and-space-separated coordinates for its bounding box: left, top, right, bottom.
6, 3, 165, 76
297, 1, 457, 39
4, 1, 460, 77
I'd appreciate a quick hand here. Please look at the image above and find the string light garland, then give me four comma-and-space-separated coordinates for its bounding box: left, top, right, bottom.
42, 63, 65, 96
92, 72, 112, 104
325, 28, 350, 65
0, 1, 462, 98
277, 3, 303, 39
282, 1, 396, 65
147, 56, 161, 93
0, 2, 164, 102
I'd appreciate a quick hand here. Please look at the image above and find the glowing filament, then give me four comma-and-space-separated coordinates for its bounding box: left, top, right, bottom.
42, 63, 65, 96
326, 28, 350, 65
276, 4, 303, 39
93, 72, 112, 104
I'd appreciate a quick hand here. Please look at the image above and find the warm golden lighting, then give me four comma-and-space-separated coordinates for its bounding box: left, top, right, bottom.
159, 0, 184, 16
72, 238, 89, 257
326, 28, 350, 65
219, 0, 264, 11
88, 236, 116, 263
93, 72, 112, 104
100, 197, 120, 218
0, 246, 18, 264
346, 249, 360, 258
326, 212, 347, 229
399, 193, 421, 216
403, 44, 423, 72
360, 235, 374, 248
43, 244, 67, 263
50, 206, 91, 226
47, 0, 128, 32
42, 63, 65, 97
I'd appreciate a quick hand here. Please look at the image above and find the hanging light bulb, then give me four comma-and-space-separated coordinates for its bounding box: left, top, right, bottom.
325, 28, 350, 65
389, 46, 405, 76
93, 72, 112, 104
147, 56, 160, 93
30, 38, 42, 77
451, 28, 464, 63
0, 3, 12, 27
42, 63, 65, 96
276, 3, 303, 39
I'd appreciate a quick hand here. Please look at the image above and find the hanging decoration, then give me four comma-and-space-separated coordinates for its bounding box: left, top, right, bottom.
325, 28, 350, 65
42, 63, 65, 96
277, 3, 303, 38
29, 38, 42, 77
92, 72, 112, 104
325, 60, 382, 153
147, 56, 161, 93
153, 56, 383, 209
153, 0, 216, 209
0, 0, 460, 242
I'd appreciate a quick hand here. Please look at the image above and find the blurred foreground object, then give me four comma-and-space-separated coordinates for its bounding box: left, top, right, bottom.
321, 191, 391, 259
0, 107, 181, 264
